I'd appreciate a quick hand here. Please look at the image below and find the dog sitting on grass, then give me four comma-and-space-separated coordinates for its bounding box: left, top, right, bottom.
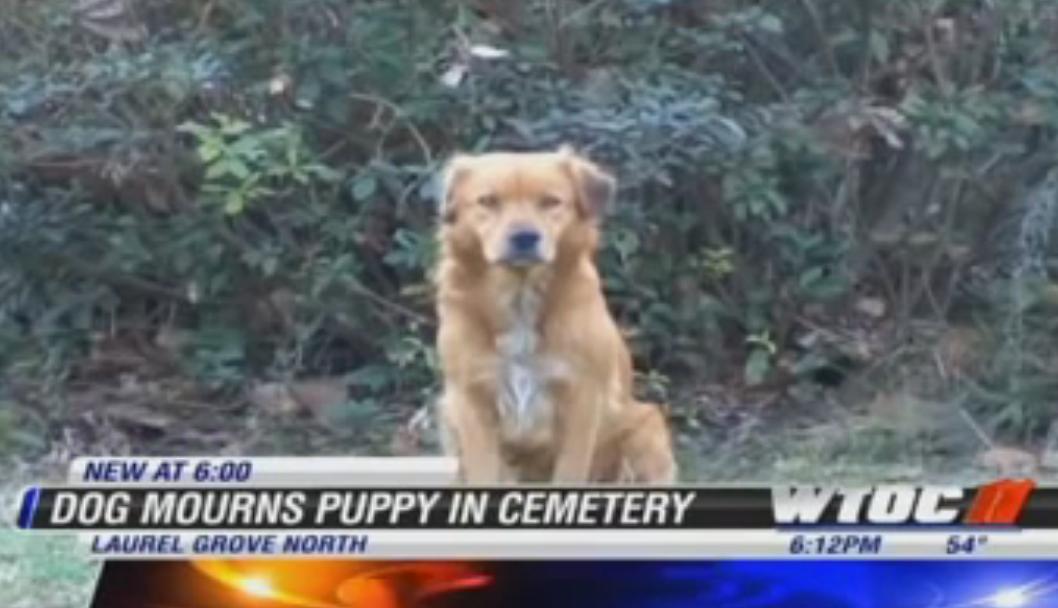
433, 146, 677, 484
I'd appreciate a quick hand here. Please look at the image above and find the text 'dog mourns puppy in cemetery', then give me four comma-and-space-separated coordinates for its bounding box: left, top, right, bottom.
433, 145, 678, 484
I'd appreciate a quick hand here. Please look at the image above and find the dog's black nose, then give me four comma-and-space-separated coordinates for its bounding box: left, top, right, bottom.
509, 229, 541, 254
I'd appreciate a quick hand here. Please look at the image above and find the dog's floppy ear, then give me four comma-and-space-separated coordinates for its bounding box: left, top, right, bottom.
438, 154, 474, 224
559, 145, 616, 218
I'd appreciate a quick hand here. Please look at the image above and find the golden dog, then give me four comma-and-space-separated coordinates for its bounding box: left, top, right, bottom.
433, 145, 677, 484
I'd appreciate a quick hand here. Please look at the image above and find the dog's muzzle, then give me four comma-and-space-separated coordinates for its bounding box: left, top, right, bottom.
502, 228, 544, 265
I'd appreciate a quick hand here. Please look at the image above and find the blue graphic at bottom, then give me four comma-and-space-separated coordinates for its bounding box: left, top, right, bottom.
489, 561, 1058, 608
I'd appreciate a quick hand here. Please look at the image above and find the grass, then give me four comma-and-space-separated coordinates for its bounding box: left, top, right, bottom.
1, 471, 98, 607
0, 484, 100, 608
672, 385, 1057, 486
0, 529, 99, 608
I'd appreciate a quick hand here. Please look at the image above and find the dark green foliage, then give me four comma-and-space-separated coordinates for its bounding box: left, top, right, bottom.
1, 0, 1056, 456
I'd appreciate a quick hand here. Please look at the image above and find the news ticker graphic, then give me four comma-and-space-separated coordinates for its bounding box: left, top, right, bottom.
10, 457, 1054, 559
16, 482, 1048, 530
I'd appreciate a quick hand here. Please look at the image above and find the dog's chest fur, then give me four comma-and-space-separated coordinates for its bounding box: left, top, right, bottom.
495, 286, 563, 445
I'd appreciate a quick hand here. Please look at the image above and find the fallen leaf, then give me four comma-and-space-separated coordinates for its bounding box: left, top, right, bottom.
933, 17, 957, 47
289, 378, 348, 415
248, 382, 300, 416
855, 297, 887, 318
936, 326, 985, 377
103, 403, 174, 430
269, 73, 293, 96
468, 44, 510, 60
439, 63, 468, 88
75, 0, 147, 42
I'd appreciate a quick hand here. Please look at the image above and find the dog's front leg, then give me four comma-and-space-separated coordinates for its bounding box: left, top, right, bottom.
551, 384, 605, 483
442, 386, 504, 484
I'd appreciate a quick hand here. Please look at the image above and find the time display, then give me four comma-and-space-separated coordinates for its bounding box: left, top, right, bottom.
193, 460, 253, 483
788, 533, 884, 555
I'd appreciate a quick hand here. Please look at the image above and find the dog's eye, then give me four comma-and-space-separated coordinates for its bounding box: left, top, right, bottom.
477, 194, 500, 209
539, 195, 562, 210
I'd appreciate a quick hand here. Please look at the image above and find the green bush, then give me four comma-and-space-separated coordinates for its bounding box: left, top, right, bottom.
1, 0, 1056, 451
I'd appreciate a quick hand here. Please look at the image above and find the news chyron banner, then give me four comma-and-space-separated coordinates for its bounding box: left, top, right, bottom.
13, 456, 1053, 559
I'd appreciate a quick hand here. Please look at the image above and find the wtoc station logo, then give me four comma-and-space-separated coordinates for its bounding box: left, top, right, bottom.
772, 480, 1036, 526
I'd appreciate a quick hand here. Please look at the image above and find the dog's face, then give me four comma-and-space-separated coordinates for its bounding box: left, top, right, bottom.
440, 147, 615, 267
